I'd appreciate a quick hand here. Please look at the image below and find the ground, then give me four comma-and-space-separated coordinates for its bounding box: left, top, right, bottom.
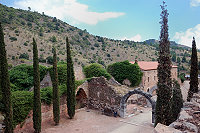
43, 107, 153, 133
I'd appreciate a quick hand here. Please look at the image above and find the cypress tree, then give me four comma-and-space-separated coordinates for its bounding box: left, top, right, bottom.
155, 1, 173, 126
32, 38, 41, 133
187, 37, 198, 101
52, 47, 60, 125
66, 37, 75, 119
0, 22, 13, 133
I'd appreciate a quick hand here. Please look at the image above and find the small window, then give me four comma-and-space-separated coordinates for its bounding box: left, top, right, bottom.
148, 77, 150, 82
154, 76, 156, 80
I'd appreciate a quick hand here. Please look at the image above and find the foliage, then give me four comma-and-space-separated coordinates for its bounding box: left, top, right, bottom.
12, 91, 33, 127
40, 87, 52, 105
46, 56, 53, 64
155, 2, 173, 126
50, 36, 57, 42
107, 60, 142, 87
52, 47, 60, 125
0, 22, 13, 132
49, 64, 67, 85
66, 37, 76, 119
187, 37, 198, 101
9, 64, 48, 90
9, 37, 17, 41
83, 63, 111, 80
32, 38, 41, 133
19, 53, 29, 60
171, 80, 183, 122
179, 73, 185, 83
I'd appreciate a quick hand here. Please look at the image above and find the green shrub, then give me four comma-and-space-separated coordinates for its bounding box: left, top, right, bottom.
40, 87, 52, 105
9, 64, 48, 90
12, 91, 33, 127
179, 73, 185, 83
46, 56, 53, 64
107, 60, 143, 87
83, 63, 111, 80
49, 64, 67, 84
9, 37, 17, 41
19, 53, 29, 60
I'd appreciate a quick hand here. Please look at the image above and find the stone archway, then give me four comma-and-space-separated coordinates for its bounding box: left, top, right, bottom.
76, 88, 88, 109
149, 85, 157, 95
119, 88, 156, 123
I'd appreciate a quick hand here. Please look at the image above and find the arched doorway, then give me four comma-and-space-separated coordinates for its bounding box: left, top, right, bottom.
76, 88, 88, 109
119, 88, 156, 123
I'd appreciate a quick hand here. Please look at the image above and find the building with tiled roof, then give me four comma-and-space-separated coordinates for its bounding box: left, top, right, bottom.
130, 61, 178, 94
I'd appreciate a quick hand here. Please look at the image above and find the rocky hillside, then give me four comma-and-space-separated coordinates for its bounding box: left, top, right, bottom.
0, 4, 196, 73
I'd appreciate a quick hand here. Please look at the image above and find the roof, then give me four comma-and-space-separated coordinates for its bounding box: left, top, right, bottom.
130, 61, 178, 71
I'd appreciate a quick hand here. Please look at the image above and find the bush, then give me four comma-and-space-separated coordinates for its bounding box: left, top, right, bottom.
107, 60, 143, 87
179, 73, 185, 83
49, 64, 67, 84
46, 56, 53, 64
12, 91, 33, 127
9, 36, 17, 41
9, 64, 48, 90
171, 80, 183, 122
40, 87, 52, 105
49, 36, 57, 42
83, 63, 111, 80
19, 53, 29, 60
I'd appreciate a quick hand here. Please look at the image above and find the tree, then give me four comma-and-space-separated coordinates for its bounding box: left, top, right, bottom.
52, 47, 60, 125
182, 56, 186, 63
83, 63, 111, 80
177, 57, 181, 63
172, 80, 183, 122
155, 1, 173, 126
32, 38, 41, 133
187, 37, 198, 101
171, 54, 176, 62
0, 22, 13, 133
66, 37, 75, 119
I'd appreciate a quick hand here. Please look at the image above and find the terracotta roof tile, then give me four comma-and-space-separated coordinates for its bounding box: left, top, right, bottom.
130, 61, 177, 71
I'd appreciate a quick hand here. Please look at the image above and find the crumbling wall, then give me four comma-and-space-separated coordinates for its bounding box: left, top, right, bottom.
87, 76, 129, 116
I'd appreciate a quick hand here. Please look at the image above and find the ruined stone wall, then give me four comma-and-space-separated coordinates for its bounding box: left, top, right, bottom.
87, 77, 128, 116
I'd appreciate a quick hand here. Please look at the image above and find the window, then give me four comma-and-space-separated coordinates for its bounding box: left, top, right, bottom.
154, 76, 156, 80
148, 77, 149, 82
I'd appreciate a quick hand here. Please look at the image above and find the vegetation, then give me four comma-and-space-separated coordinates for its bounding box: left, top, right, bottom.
66, 37, 76, 119
171, 80, 183, 122
32, 38, 41, 133
9, 64, 48, 90
179, 73, 185, 83
107, 60, 142, 87
0, 22, 13, 133
155, 2, 173, 126
187, 37, 198, 101
52, 47, 60, 125
19, 53, 29, 60
83, 63, 111, 80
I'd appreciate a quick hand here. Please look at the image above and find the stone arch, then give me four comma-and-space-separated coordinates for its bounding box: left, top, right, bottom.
149, 85, 157, 95
119, 88, 156, 123
76, 88, 88, 109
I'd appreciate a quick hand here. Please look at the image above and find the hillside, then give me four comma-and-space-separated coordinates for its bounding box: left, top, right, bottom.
0, 4, 196, 73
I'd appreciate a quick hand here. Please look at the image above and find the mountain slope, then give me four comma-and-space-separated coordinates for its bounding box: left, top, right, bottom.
0, 4, 194, 73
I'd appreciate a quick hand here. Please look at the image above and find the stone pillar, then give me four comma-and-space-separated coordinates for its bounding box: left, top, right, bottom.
119, 103, 126, 118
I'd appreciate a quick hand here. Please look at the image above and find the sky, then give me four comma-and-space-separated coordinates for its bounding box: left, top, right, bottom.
1, 0, 200, 48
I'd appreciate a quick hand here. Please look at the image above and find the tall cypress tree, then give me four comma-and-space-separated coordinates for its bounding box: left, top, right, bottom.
66, 37, 75, 119
155, 1, 173, 126
52, 47, 60, 125
32, 38, 41, 133
0, 22, 13, 133
187, 37, 198, 101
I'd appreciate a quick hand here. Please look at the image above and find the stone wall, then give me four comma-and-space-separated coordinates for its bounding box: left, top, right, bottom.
87, 76, 129, 116
141, 67, 178, 92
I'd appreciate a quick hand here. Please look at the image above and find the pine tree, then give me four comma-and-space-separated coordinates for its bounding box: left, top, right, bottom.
155, 1, 173, 126
187, 37, 198, 101
0, 22, 13, 133
66, 37, 75, 119
32, 38, 41, 133
52, 47, 60, 125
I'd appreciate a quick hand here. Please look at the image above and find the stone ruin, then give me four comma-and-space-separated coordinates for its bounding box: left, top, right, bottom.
76, 76, 156, 123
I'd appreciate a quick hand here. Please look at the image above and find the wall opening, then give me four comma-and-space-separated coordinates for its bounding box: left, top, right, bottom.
76, 88, 88, 109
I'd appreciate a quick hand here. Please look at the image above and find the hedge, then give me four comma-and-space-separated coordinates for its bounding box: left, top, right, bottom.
9, 64, 48, 90
83, 63, 111, 80
107, 60, 143, 87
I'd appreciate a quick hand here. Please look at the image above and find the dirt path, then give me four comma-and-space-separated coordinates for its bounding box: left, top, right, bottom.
43, 108, 153, 133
